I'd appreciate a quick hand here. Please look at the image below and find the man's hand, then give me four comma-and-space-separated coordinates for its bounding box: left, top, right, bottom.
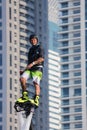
26, 63, 33, 69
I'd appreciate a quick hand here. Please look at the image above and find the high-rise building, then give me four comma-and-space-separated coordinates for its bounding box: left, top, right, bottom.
58, 0, 87, 130
48, 0, 61, 130
0, 0, 48, 130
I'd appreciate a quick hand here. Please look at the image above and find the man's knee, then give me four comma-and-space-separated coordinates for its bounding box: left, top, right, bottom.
20, 77, 26, 83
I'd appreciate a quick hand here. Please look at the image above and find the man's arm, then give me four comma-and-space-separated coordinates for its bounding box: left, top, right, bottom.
26, 57, 44, 69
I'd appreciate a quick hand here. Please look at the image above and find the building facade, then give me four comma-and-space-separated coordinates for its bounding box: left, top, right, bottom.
48, 0, 61, 130
58, 0, 87, 130
0, 0, 48, 130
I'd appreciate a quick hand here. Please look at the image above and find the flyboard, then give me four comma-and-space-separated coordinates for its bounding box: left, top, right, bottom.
14, 100, 36, 130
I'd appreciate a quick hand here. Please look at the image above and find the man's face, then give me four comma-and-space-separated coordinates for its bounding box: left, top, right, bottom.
30, 38, 38, 45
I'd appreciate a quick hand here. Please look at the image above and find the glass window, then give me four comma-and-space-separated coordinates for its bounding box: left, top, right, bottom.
0, 101, 2, 113
73, 17, 80, 22
73, 41, 80, 45
62, 88, 69, 97
62, 99, 69, 105
0, 22, 2, 26
0, 30, 2, 42
74, 56, 81, 61
73, 32, 80, 37
61, 49, 68, 54
63, 124, 70, 129
74, 88, 81, 96
62, 10, 68, 16
9, 0, 11, 3
0, 78, 2, 89
85, 30, 87, 51
74, 107, 82, 112
0, 93, 2, 97
62, 107, 69, 113
10, 55, 12, 66
74, 72, 81, 76
0, 126, 2, 130
62, 72, 69, 78
62, 26, 68, 31
74, 48, 80, 53
73, 25, 80, 29
10, 101, 12, 114
74, 63, 81, 68
73, 1, 80, 6
75, 115, 82, 120
62, 18, 68, 24
9, 8, 12, 19
61, 2, 68, 8
0, 69, 2, 74
0, 54, 2, 66
62, 115, 70, 121
0, 46, 2, 50
61, 56, 68, 62
73, 9, 80, 14
62, 33, 68, 39
62, 41, 68, 47
0, 117, 2, 122
0, 7, 2, 19
74, 79, 81, 84
75, 123, 82, 128
62, 80, 69, 85
74, 99, 81, 104
62, 64, 69, 70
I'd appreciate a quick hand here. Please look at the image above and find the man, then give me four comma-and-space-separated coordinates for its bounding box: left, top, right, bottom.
18, 34, 44, 107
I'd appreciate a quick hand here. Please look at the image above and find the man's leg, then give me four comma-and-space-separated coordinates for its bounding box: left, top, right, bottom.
20, 77, 27, 92
29, 70, 42, 106
19, 70, 30, 101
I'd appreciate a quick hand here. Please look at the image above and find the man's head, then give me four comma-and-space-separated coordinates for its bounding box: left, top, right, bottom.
29, 34, 38, 45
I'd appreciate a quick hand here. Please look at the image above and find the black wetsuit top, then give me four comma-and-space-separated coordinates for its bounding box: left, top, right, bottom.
28, 44, 44, 71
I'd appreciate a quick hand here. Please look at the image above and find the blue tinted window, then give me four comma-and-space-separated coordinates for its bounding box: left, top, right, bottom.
0, 22, 2, 26
62, 72, 69, 78
62, 88, 69, 97
73, 2, 80, 6
85, 30, 87, 51
74, 41, 80, 45
0, 30, 2, 42
0, 7, 2, 19
0, 69, 2, 73
74, 79, 81, 84
0, 126, 2, 130
62, 107, 69, 113
0, 54, 2, 65
0, 46, 2, 50
74, 88, 81, 96
62, 115, 70, 121
62, 64, 69, 70
85, 0, 87, 20
0, 0, 2, 2
61, 56, 68, 62
0, 93, 2, 97
75, 123, 82, 128
62, 80, 69, 85
62, 100, 69, 105
61, 2, 68, 8
74, 64, 81, 68
63, 124, 70, 129
0, 117, 2, 122
0, 101, 2, 113
75, 107, 82, 112
73, 9, 80, 14
0, 78, 2, 89
75, 115, 82, 120
74, 99, 81, 104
